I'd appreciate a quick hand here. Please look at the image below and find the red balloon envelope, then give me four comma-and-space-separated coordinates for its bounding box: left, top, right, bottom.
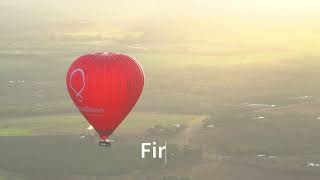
66, 53, 144, 140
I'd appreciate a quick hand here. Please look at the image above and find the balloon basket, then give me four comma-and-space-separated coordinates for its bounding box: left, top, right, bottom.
99, 140, 111, 147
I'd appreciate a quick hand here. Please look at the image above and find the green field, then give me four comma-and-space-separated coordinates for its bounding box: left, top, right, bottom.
0, 112, 207, 136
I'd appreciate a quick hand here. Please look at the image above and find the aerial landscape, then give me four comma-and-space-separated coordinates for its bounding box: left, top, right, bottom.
1, 0, 320, 179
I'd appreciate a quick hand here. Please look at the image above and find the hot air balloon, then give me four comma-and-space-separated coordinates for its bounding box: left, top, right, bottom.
66, 53, 144, 147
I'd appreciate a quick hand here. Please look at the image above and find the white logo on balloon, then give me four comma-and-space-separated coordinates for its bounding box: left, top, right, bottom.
70, 68, 85, 103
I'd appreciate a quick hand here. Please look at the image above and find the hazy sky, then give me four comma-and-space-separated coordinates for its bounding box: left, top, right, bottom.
1, 0, 319, 57
1, 0, 320, 23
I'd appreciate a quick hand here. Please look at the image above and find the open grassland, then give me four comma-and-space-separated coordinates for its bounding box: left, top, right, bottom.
0, 112, 207, 136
